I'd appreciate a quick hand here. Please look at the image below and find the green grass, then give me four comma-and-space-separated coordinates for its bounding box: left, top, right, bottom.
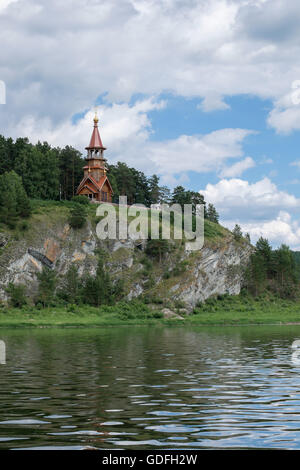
186, 293, 300, 325
1, 295, 300, 328
0, 301, 163, 328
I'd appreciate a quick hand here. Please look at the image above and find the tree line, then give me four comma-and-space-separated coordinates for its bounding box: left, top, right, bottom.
245, 237, 299, 299
0, 134, 219, 223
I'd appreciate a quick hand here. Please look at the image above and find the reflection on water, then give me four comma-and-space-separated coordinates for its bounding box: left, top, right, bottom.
1, 325, 300, 449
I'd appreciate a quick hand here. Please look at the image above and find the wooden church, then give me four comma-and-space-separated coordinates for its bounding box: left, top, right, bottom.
76, 113, 113, 202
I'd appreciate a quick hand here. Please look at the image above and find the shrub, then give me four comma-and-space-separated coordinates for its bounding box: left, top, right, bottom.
18, 221, 29, 231
6, 283, 28, 308
174, 299, 186, 309
116, 301, 162, 320
172, 260, 188, 276
141, 256, 153, 270
71, 195, 90, 205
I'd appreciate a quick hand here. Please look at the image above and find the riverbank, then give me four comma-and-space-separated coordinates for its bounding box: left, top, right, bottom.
1, 294, 300, 327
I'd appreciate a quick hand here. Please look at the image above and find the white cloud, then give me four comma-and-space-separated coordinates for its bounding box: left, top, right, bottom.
201, 177, 300, 248
1, 0, 300, 134
219, 156, 255, 178
268, 104, 300, 134
237, 212, 300, 248
198, 93, 230, 112
147, 128, 254, 176
11, 99, 253, 180
202, 177, 300, 219
0, 0, 19, 13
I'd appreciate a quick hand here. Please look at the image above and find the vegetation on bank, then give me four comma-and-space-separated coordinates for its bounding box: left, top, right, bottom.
1, 294, 300, 327
189, 291, 300, 325
1, 199, 299, 321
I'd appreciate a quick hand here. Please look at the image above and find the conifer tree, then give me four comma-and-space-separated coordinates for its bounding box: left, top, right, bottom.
0, 170, 31, 226
69, 203, 87, 229
81, 256, 114, 306
58, 265, 80, 303
232, 224, 243, 241
36, 267, 57, 307
206, 203, 219, 223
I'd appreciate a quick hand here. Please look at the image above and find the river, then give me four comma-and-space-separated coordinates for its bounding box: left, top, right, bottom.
1, 325, 300, 449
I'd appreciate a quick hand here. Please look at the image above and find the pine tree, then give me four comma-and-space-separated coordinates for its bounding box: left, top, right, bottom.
81, 256, 114, 306
232, 224, 243, 241
245, 252, 267, 296
0, 170, 31, 226
36, 267, 57, 307
58, 265, 80, 303
148, 174, 161, 204
59, 146, 84, 200
206, 203, 219, 223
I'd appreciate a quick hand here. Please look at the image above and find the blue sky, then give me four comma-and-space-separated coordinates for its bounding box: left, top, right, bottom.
147, 93, 300, 196
2, 0, 300, 247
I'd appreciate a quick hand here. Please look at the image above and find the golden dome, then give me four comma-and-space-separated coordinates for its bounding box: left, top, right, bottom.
94, 111, 99, 124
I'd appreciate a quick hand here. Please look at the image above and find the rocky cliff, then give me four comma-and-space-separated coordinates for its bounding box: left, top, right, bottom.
0, 203, 252, 310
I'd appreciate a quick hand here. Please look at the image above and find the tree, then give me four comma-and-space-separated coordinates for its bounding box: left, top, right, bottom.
59, 146, 83, 200
109, 162, 136, 204
245, 252, 267, 296
171, 186, 190, 207
69, 203, 87, 229
14, 143, 60, 200
6, 283, 27, 308
81, 256, 115, 306
255, 237, 272, 276
159, 185, 171, 204
232, 224, 243, 241
0, 170, 31, 227
171, 186, 206, 216
58, 265, 80, 303
148, 174, 161, 204
273, 244, 297, 287
145, 238, 171, 263
36, 267, 57, 307
206, 203, 219, 223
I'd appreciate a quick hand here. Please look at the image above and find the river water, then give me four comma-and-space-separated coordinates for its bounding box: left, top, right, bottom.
1, 325, 300, 449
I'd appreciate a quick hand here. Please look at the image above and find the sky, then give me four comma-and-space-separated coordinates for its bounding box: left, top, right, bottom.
2, 0, 300, 248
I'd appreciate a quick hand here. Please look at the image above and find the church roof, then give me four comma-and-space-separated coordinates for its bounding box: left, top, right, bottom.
86, 113, 106, 150
77, 174, 113, 194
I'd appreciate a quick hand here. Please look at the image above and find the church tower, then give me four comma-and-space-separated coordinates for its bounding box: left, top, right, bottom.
76, 113, 113, 202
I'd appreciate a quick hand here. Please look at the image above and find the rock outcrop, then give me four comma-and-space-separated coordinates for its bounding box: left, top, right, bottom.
0, 208, 252, 308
